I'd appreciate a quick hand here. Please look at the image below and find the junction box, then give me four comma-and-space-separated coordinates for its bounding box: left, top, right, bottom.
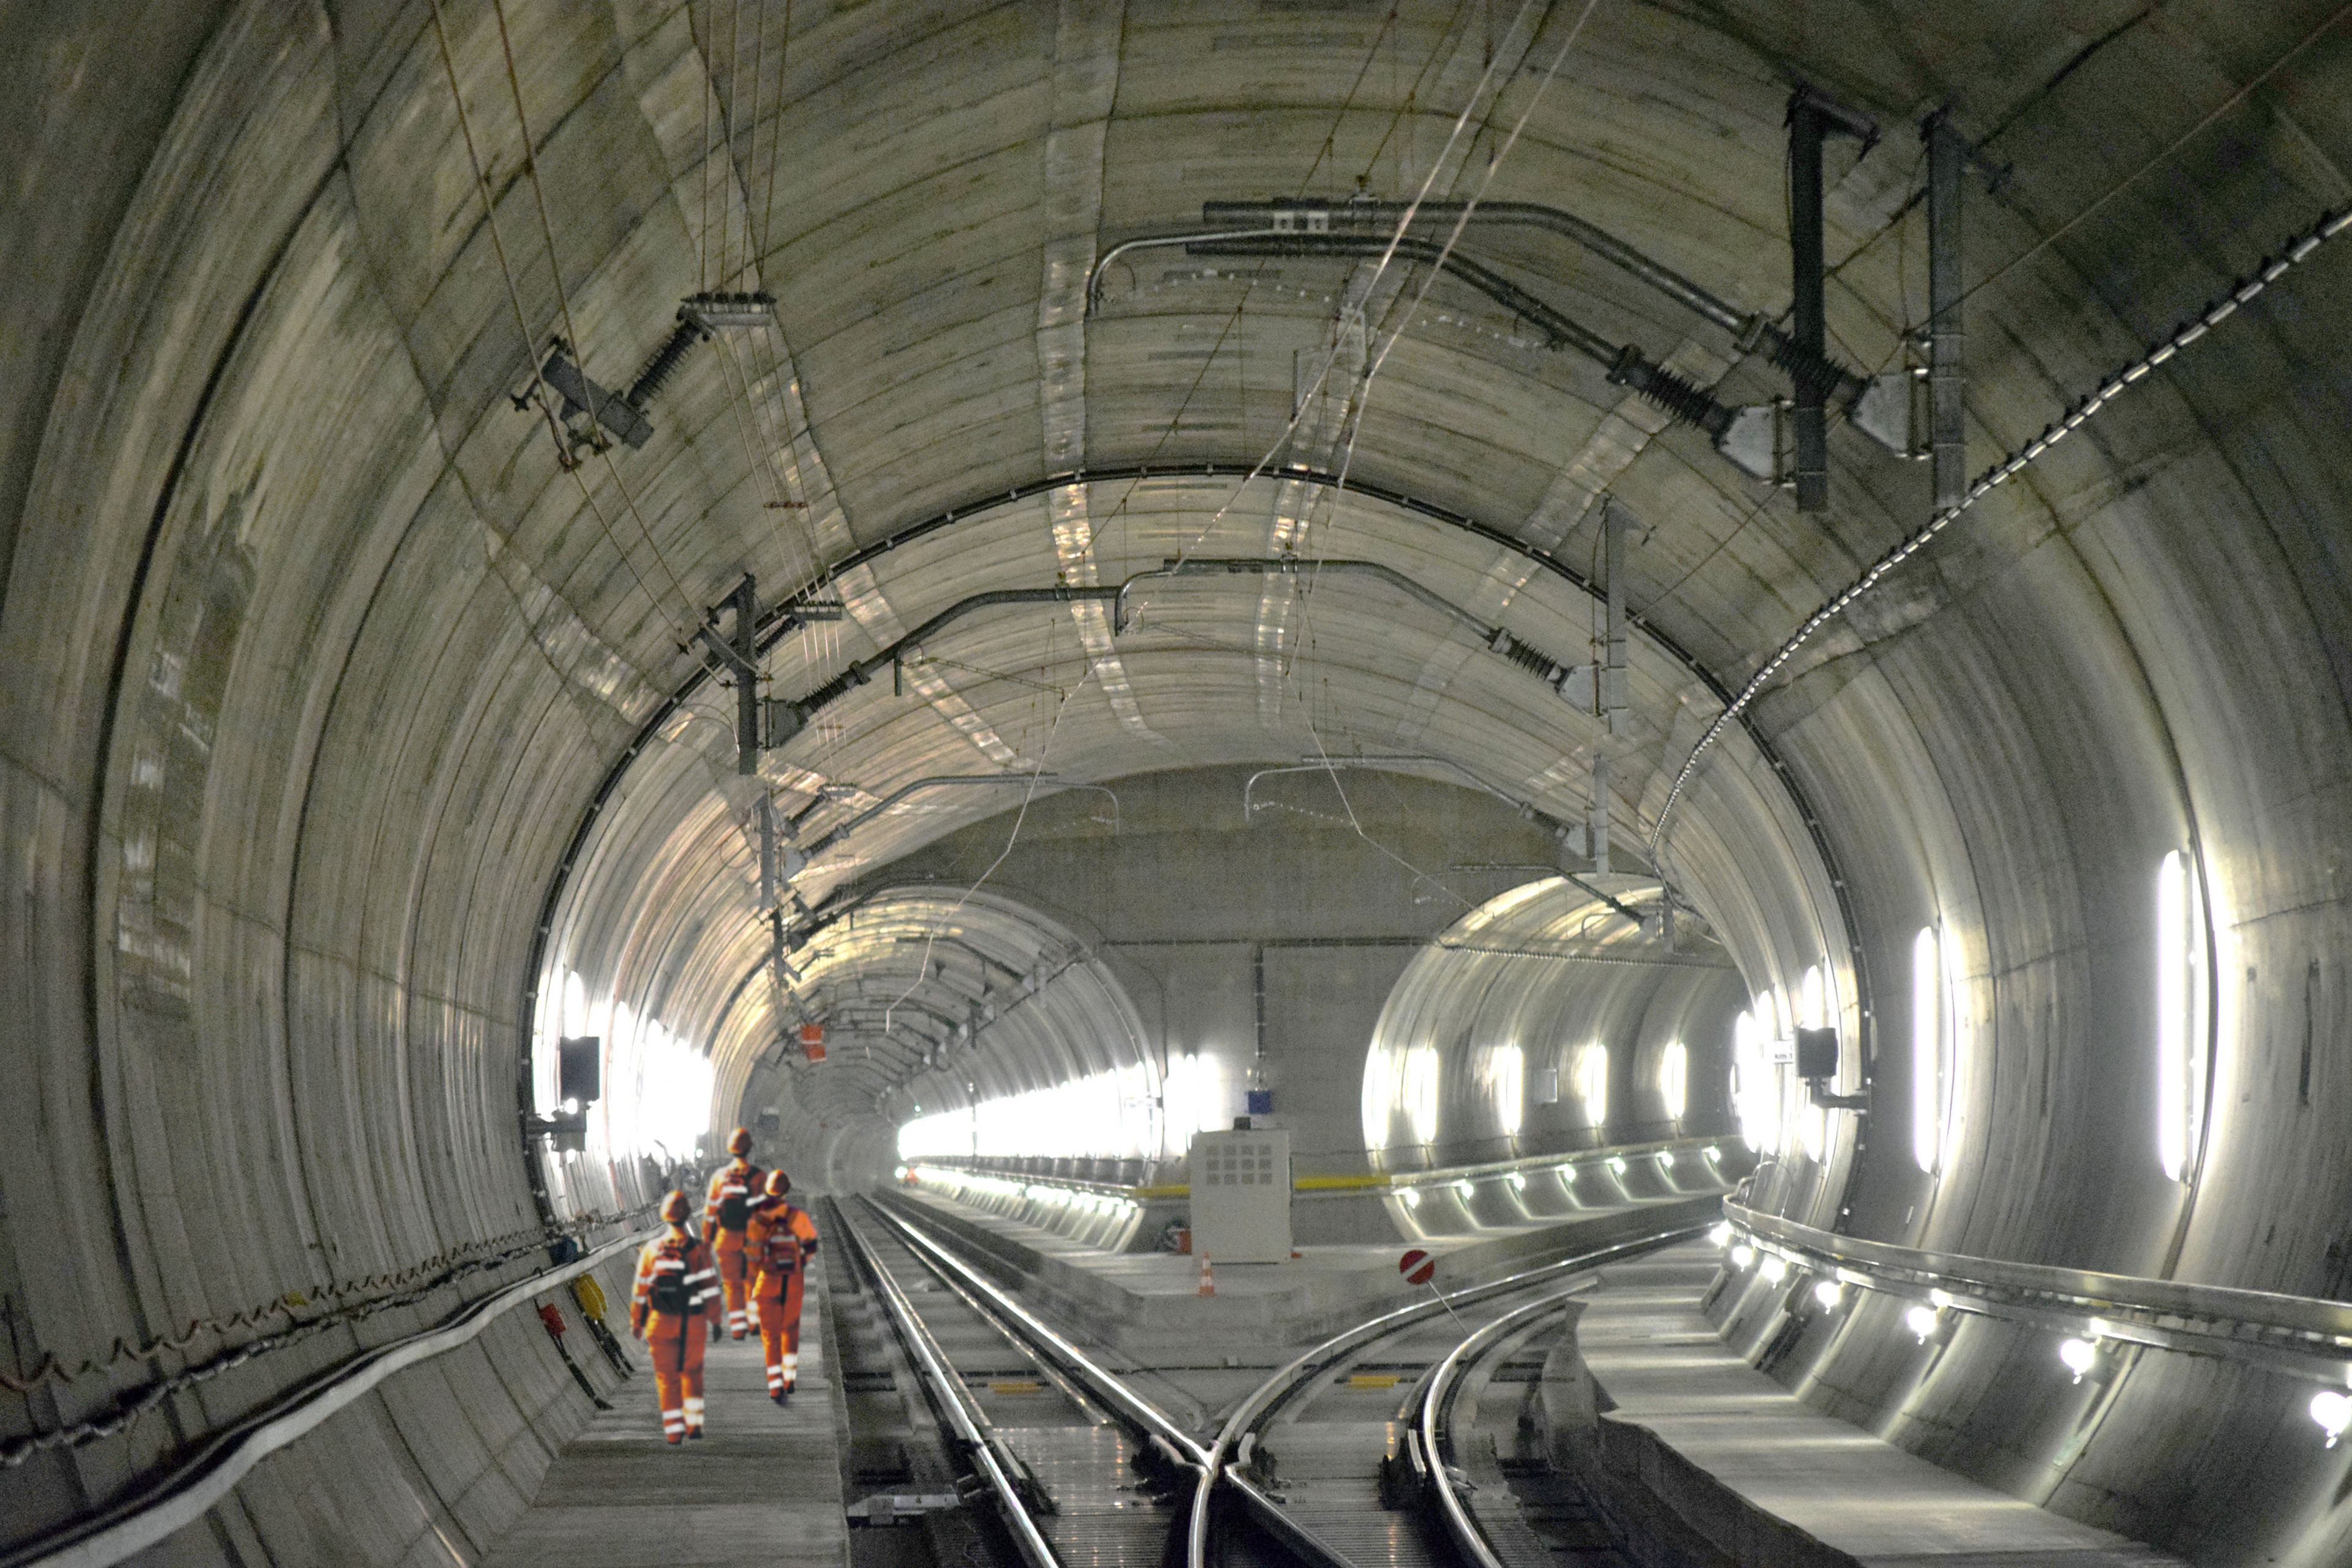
1189, 1128, 1292, 1264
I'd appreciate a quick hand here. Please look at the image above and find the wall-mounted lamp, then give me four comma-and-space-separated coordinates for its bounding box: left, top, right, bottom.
1811, 1280, 1844, 1311
1758, 1255, 1790, 1285
2058, 1337, 2099, 1384
2310, 1390, 2350, 1449
1904, 1304, 1940, 1342
1730, 1243, 1757, 1269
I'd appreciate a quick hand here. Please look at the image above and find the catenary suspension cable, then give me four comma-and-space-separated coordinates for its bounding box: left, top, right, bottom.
1648, 202, 2352, 859
1162, 0, 1548, 569
486, 0, 700, 633
1073, 2, 1449, 570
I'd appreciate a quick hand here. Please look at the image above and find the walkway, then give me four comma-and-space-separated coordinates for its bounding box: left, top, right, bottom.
478, 1258, 848, 1568
1574, 1246, 2184, 1567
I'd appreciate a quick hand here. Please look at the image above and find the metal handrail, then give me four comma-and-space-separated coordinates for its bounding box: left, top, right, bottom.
6, 1228, 655, 1568
1728, 1200, 2352, 1378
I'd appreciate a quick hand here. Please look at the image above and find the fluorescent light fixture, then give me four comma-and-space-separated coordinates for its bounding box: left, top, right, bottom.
1507, 1172, 1527, 1191
1811, 1280, 1842, 1310
1660, 1041, 1688, 1120
2059, 1337, 2098, 1382
1904, 1305, 1939, 1342
1455, 1180, 1476, 1198
1658, 1151, 1676, 1170
1576, 1043, 1609, 1127
1607, 1155, 1627, 1175
1912, 926, 1941, 1173
1404, 1046, 1441, 1146
1401, 1188, 1422, 1208
2156, 850, 2195, 1182
1487, 1042, 1525, 1136
2311, 1390, 2351, 1448
1758, 1254, 1789, 1284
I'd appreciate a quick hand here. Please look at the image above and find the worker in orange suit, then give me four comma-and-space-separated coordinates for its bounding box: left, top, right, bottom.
630, 1190, 723, 1444
703, 1128, 766, 1339
745, 1169, 820, 1401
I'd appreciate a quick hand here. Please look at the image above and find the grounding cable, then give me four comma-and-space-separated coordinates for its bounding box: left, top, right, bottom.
1648, 202, 2352, 861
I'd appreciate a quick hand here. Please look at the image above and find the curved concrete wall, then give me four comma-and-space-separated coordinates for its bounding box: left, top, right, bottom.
1, 0, 2347, 1561
1361, 878, 1744, 1169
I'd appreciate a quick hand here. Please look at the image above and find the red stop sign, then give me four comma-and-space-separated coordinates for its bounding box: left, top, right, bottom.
1399, 1248, 1436, 1286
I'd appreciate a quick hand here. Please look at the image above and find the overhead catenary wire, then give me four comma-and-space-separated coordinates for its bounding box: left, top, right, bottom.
480, 0, 702, 636
424, 0, 681, 637
1159, 0, 1550, 571
1072, 1, 1425, 571
1646, 201, 2352, 859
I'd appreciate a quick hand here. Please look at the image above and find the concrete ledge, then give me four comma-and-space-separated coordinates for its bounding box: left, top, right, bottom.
876, 1187, 1722, 1351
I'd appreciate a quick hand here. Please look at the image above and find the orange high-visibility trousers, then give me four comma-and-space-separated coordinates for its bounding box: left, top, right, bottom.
754, 1272, 805, 1396
647, 1317, 709, 1441
713, 1235, 753, 1338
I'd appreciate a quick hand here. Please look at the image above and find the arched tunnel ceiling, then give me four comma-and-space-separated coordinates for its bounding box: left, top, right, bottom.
4, 0, 2352, 1558
468, 0, 2352, 1238
2, 0, 2348, 1442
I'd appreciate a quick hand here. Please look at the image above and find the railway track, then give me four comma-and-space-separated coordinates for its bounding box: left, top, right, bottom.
827, 1193, 1702, 1568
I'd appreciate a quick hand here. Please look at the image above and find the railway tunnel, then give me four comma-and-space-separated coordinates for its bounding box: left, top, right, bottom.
2, 2, 2348, 1565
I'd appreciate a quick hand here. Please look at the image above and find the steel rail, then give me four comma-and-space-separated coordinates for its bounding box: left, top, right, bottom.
3, 1229, 655, 1568
1417, 1284, 1593, 1568
830, 1200, 1066, 1568
861, 1197, 1207, 1466
1183, 1218, 1713, 1568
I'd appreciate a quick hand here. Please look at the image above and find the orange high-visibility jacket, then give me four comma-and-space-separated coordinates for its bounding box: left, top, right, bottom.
630, 1230, 723, 1335
745, 1199, 819, 1298
704, 1161, 766, 1237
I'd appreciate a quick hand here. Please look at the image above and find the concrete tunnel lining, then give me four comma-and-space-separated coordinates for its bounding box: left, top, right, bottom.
0, 1, 2348, 1562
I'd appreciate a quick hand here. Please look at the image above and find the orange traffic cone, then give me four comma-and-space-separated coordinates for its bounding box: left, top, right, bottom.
1197, 1255, 1216, 1297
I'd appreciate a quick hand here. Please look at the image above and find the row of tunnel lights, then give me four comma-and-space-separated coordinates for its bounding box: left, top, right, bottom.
903, 1144, 1717, 1216
1395, 1144, 1718, 1208
1711, 1224, 2351, 1450
899, 1165, 1147, 1219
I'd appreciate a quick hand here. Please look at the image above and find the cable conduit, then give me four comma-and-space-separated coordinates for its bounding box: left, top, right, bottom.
2, 1227, 654, 1568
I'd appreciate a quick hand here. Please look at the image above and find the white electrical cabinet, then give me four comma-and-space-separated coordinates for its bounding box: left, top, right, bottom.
1189, 1128, 1292, 1264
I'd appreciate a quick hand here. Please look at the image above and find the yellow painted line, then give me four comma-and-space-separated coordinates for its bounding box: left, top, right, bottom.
987, 1380, 1044, 1395
1345, 1373, 1401, 1389
1294, 1173, 1393, 1192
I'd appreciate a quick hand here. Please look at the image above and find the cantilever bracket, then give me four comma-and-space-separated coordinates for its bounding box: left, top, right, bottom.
1807, 1081, 1871, 1111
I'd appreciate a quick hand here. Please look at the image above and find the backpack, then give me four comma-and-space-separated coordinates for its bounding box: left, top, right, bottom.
717, 1165, 760, 1231
646, 1243, 693, 1315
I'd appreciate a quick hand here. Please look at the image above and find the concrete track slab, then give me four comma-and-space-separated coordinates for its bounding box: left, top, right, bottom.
1574, 1248, 2184, 1567
887, 1188, 1724, 1349
477, 1259, 848, 1568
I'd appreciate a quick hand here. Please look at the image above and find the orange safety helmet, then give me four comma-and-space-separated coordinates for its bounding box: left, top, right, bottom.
764, 1170, 792, 1198
660, 1189, 692, 1224
727, 1127, 755, 1157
